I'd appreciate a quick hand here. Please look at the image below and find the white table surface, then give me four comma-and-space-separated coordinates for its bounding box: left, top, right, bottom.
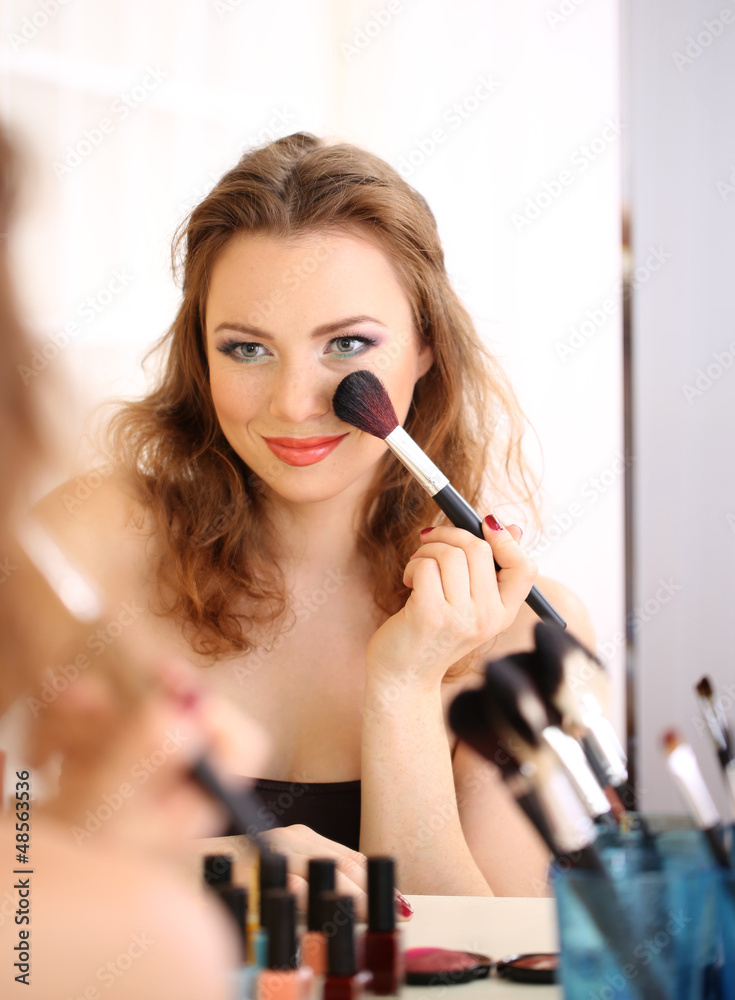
399, 895, 561, 997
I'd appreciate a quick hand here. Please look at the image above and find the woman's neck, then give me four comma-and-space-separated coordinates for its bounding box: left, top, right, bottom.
263, 490, 368, 582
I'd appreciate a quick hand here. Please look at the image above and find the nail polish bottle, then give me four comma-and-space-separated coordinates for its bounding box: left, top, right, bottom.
221, 885, 259, 999
323, 894, 372, 1000
256, 890, 313, 1000
255, 852, 288, 968
364, 858, 403, 995
301, 858, 336, 976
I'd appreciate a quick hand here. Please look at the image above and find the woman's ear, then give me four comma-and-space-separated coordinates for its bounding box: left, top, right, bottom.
416, 343, 434, 380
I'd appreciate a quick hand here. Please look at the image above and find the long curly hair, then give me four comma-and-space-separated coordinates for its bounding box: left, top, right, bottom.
108, 132, 540, 660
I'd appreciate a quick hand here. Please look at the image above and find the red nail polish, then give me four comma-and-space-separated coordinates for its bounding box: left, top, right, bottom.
396, 892, 414, 918
420, 527, 434, 536
484, 514, 503, 531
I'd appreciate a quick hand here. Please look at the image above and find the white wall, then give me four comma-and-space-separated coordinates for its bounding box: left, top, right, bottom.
0, 0, 624, 734
624, 0, 735, 817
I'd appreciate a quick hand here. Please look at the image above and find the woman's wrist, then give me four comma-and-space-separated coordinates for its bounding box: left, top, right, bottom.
362, 662, 443, 720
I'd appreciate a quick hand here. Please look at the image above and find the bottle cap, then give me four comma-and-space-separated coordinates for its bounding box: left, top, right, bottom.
307, 858, 336, 930
323, 894, 357, 978
265, 889, 298, 970
218, 886, 249, 955
259, 852, 287, 926
203, 853, 233, 887
368, 857, 395, 932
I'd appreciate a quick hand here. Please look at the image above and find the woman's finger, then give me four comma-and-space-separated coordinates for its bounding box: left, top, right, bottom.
481, 516, 538, 614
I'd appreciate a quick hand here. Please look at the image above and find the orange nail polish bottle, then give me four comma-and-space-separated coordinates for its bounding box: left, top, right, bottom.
256, 890, 313, 1000
301, 858, 336, 976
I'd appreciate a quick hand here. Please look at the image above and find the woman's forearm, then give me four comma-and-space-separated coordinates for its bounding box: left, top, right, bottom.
359, 670, 492, 895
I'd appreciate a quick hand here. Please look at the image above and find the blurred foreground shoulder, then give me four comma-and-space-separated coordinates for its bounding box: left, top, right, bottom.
0, 822, 238, 1000
32, 465, 152, 593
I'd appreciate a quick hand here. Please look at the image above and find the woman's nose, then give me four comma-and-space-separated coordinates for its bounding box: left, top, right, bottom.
268, 363, 335, 425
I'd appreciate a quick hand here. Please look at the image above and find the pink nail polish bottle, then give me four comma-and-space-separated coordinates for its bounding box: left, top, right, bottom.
301, 858, 335, 976
364, 858, 403, 995
323, 894, 372, 1000
256, 890, 313, 1000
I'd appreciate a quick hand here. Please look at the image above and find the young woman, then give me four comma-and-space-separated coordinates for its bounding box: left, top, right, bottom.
37, 132, 595, 897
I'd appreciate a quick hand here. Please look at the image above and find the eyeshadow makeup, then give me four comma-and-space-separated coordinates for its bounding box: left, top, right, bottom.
496, 952, 558, 984
403, 948, 492, 986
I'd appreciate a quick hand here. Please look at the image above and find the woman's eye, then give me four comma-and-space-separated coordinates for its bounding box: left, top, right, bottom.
328, 336, 375, 357
218, 341, 270, 362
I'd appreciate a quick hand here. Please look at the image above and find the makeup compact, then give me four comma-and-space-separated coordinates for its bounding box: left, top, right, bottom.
403, 948, 492, 987
495, 952, 558, 984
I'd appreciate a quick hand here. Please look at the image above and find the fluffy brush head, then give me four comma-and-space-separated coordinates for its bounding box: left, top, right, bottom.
533, 623, 601, 697
512, 650, 563, 727
696, 676, 713, 699
448, 687, 516, 774
483, 656, 550, 747
332, 370, 399, 439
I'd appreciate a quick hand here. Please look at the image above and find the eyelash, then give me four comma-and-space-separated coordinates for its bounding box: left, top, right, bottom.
216, 335, 378, 363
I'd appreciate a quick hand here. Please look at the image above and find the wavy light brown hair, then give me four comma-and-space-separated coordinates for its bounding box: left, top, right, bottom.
109, 132, 540, 660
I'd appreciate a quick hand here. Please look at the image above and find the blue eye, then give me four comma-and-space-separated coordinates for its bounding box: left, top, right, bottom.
328, 336, 377, 358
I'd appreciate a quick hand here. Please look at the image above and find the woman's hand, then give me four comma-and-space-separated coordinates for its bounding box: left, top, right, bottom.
262, 824, 414, 921
365, 516, 537, 690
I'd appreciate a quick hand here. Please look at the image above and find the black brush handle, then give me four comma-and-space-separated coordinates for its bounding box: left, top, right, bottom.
432, 483, 567, 629
191, 756, 267, 852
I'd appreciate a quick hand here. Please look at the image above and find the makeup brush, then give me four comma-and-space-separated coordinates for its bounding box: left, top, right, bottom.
695, 676, 735, 819
483, 657, 615, 834
468, 661, 668, 1000
662, 729, 731, 869
449, 687, 559, 854
332, 370, 566, 629
531, 624, 629, 795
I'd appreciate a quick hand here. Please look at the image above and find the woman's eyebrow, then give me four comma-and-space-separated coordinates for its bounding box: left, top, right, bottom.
212, 315, 387, 341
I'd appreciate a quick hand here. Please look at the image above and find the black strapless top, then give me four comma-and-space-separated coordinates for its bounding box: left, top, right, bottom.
226, 778, 361, 852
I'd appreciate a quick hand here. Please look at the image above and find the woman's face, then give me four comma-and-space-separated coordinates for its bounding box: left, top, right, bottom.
205, 231, 433, 507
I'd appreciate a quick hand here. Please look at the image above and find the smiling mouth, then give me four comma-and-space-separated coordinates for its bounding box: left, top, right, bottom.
262, 433, 349, 466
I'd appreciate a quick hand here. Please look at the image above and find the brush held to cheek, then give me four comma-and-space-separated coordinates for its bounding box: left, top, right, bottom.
332, 371, 566, 629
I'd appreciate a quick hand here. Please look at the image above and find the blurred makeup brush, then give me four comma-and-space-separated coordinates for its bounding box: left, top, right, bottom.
483, 657, 615, 834
16, 517, 269, 851
474, 657, 668, 1000
695, 676, 735, 819
530, 625, 629, 803
449, 686, 559, 855
332, 370, 566, 629
662, 729, 731, 869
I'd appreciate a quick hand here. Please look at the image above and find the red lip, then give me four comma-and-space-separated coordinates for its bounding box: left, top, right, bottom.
263, 433, 348, 466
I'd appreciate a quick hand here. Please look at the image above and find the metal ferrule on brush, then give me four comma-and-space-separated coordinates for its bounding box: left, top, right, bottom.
384, 425, 449, 496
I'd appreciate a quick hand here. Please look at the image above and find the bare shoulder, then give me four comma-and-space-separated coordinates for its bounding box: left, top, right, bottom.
531, 575, 596, 652
32, 465, 154, 594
